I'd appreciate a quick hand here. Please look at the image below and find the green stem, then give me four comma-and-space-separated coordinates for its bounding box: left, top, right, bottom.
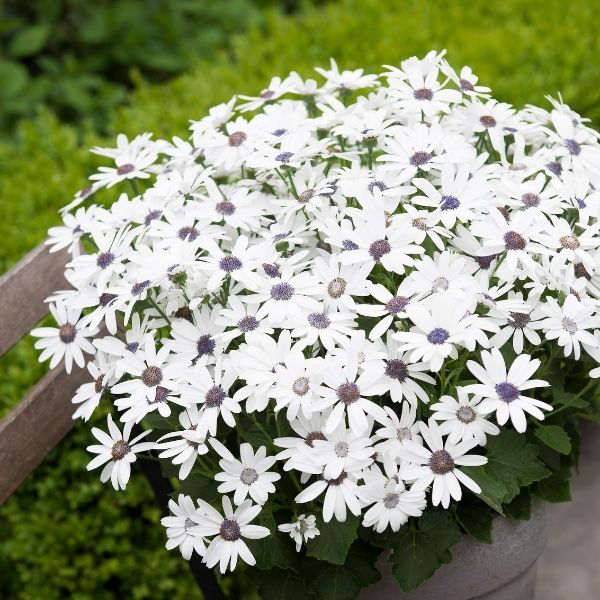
148, 296, 171, 325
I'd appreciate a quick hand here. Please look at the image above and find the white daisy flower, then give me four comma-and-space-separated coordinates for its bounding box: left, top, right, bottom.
86, 414, 155, 490
161, 494, 208, 560
465, 349, 551, 432
278, 514, 320, 551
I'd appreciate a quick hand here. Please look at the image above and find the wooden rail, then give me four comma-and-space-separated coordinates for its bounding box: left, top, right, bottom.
0, 243, 84, 505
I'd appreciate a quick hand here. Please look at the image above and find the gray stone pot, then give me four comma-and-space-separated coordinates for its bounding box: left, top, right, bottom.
359, 502, 547, 600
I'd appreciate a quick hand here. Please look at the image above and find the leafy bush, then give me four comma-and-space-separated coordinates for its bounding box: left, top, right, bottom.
0, 0, 295, 132
2, 0, 600, 598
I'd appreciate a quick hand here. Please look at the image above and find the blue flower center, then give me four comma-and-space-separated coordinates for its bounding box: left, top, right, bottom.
427, 328, 449, 345
495, 382, 520, 402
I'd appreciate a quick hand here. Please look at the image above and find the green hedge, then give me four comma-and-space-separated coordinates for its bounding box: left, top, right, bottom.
1, 0, 600, 598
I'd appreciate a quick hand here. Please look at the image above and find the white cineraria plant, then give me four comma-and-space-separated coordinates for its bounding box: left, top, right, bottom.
34, 50, 600, 594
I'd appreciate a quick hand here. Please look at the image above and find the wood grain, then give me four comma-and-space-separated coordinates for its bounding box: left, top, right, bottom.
0, 243, 71, 357
0, 364, 89, 505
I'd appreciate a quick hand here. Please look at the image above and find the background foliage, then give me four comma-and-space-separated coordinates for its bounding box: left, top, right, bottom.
1, 0, 599, 598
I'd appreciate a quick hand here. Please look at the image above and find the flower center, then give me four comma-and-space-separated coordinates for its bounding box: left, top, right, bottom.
427, 328, 449, 345
175, 306, 193, 322
228, 131, 247, 147
475, 255, 495, 270
562, 317, 578, 333
141, 365, 163, 387
240, 467, 259, 485
560, 235, 580, 250
305, 431, 327, 447
293, 377, 310, 396
99, 292, 117, 307
383, 492, 400, 509
111, 439, 130, 461
546, 161, 562, 176
495, 381, 520, 402
131, 280, 150, 297
574, 262, 591, 280
205, 385, 226, 408
262, 262, 281, 278
59, 323, 77, 344
270, 282, 294, 301
216, 201, 236, 216
432, 276, 449, 292
96, 251, 115, 269
457, 406, 477, 424
342, 239, 359, 251
298, 188, 315, 203
219, 518, 241, 541
521, 193, 540, 208
564, 138, 581, 155
308, 312, 331, 329
504, 231, 527, 251
272, 128, 287, 137
238, 316, 259, 332
184, 518, 195, 531
298, 519, 309, 534
385, 359, 409, 382
428, 449, 455, 474
509, 312, 531, 329
327, 277, 347, 299
327, 471, 348, 486
94, 375, 105, 394
125, 341, 139, 353
479, 115, 497, 128
334, 441, 349, 458
149, 386, 169, 404
459, 78, 475, 91
385, 296, 409, 315
368, 180, 388, 193
413, 87, 434, 101
275, 151, 294, 163
144, 209, 162, 226
368, 239, 391, 262
219, 255, 243, 273
177, 226, 199, 242
336, 382, 360, 405
196, 334, 216, 358
409, 151, 432, 167
117, 163, 135, 175
440, 195, 460, 211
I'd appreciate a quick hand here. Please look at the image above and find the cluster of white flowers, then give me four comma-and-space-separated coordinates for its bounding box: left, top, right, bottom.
34, 50, 600, 573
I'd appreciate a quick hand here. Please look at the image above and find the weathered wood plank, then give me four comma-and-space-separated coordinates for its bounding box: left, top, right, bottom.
0, 243, 71, 357
0, 364, 88, 505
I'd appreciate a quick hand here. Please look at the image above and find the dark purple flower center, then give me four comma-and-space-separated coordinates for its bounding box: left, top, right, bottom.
260, 89, 275, 99
546, 161, 562, 176
574, 262, 591, 280
305, 431, 326, 447
385, 359, 408, 382
440, 195, 460, 211
342, 239, 359, 251
150, 386, 169, 404
368, 181, 388, 193
111, 439, 130, 460
131, 280, 150, 296
409, 151, 432, 167
219, 255, 242, 273
238, 316, 259, 332
509, 312, 531, 329
228, 131, 247, 147
216, 201, 236, 216
386, 296, 410, 314
459, 78, 475, 91
298, 188, 315, 203
521, 193, 540, 208
475, 255, 496, 270
125, 341, 139, 353
368, 239, 391, 262
564, 138, 581, 156
480, 115, 497, 128
504, 231, 527, 251
429, 449, 455, 474
196, 335, 216, 358
220, 518, 241, 541
427, 328, 449, 345
270, 282, 294, 301
336, 382, 360, 405
99, 292, 117, 307
495, 382, 520, 402
272, 128, 287, 137
96, 252, 115, 269
275, 151, 294, 163
262, 263, 281, 278
144, 209, 162, 226
117, 163, 135, 176
177, 226, 199, 242
327, 471, 348, 486
308, 312, 330, 329
413, 87, 434, 101
205, 385, 226, 408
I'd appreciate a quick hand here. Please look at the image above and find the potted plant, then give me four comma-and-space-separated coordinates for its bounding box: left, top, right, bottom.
34, 50, 600, 599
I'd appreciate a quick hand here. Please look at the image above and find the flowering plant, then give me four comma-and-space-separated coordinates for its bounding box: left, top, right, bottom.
35, 50, 600, 598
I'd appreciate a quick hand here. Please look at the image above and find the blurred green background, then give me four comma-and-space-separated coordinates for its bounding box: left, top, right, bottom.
1, 0, 599, 598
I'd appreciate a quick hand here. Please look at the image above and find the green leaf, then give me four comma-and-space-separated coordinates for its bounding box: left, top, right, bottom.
303, 541, 381, 600
177, 472, 219, 502
535, 425, 571, 455
504, 488, 532, 520
389, 510, 462, 592
246, 567, 314, 600
533, 468, 571, 503
456, 498, 493, 543
8, 24, 50, 57
0, 60, 29, 99
306, 515, 359, 565
245, 512, 298, 571
461, 466, 507, 514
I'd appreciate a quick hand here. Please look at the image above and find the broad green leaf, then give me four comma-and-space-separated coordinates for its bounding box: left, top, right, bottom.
177, 472, 219, 502
533, 468, 571, 503
0, 60, 28, 98
456, 498, 493, 543
461, 466, 507, 514
306, 515, 359, 565
245, 512, 298, 571
8, 24, 50, 57
389, 510, 462, 592
504, 488, 532, 520
246, 567, 314, 600
535, 425, 571, 455
303, 540, 380, 600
